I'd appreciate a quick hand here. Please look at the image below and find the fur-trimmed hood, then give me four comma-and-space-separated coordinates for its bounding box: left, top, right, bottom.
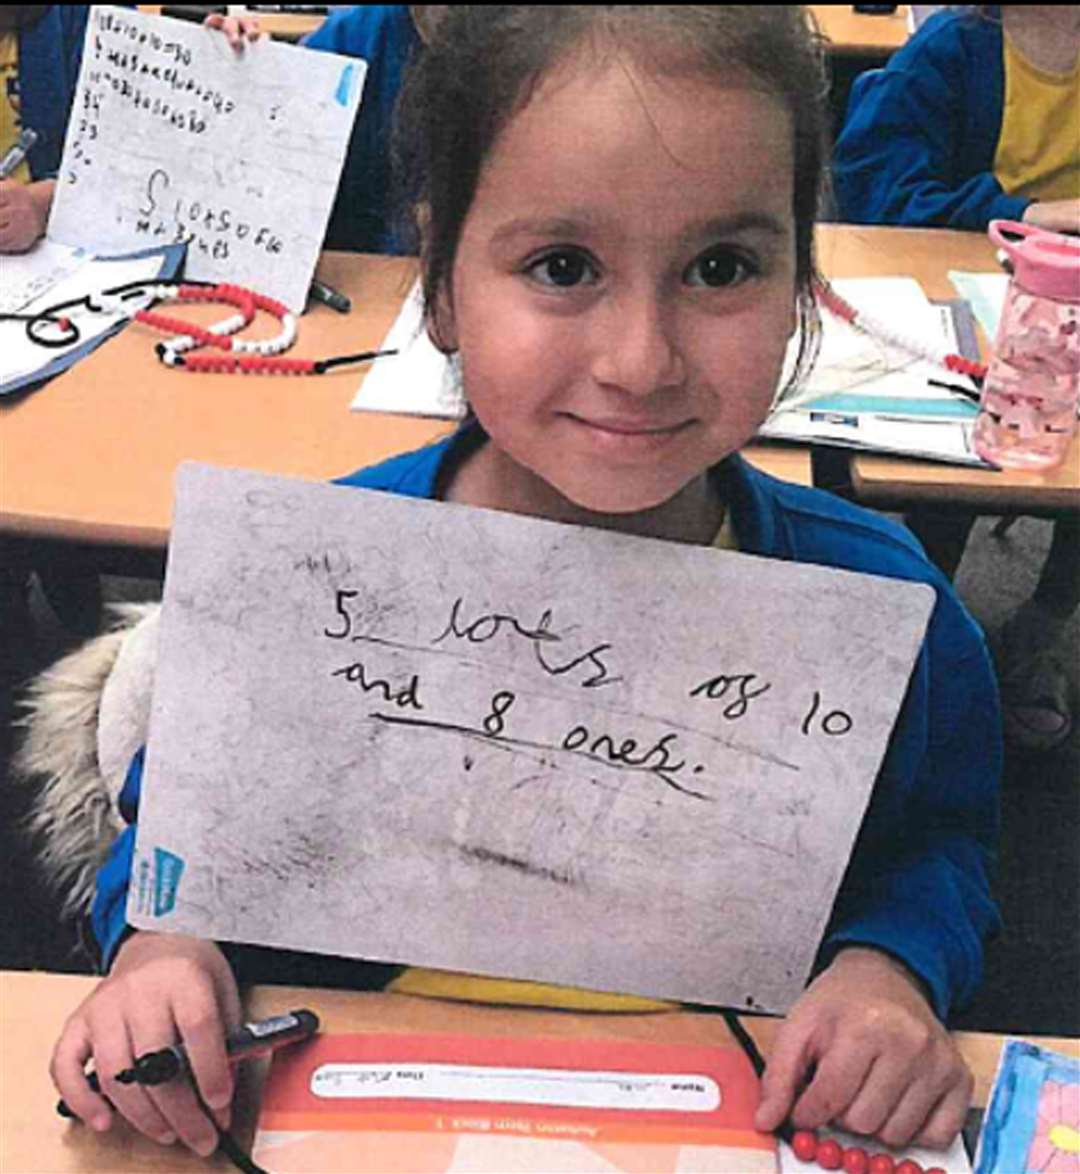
13, 603, 160, 917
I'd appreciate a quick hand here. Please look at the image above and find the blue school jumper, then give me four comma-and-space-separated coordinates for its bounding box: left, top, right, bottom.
832, 8, 1032, 229
16, 6, 90, 180
93, 432, 1002, 1020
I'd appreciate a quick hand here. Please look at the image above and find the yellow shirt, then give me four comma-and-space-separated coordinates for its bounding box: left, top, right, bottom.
388, 509, 738, 1011
0, 32, 30, 184
995, 33, 1080, 201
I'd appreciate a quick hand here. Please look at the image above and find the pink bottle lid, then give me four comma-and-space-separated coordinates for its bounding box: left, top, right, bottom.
989, 220, 1080, 303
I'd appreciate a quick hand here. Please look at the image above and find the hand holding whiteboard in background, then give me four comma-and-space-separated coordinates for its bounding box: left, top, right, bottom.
131, 464, 934, 1013
47, 7, 365, 312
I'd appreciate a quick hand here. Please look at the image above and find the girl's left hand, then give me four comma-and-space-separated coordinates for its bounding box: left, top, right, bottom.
754, 947, 972, 1150
202, 12, 263, 50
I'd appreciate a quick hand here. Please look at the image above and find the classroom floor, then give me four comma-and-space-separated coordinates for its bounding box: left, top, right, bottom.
1, 513, 1077, 1035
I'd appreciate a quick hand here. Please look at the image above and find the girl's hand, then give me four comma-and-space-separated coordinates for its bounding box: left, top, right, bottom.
755, 947, 972, 1150
50, 932, 242, 1157
202, 11, 263, 50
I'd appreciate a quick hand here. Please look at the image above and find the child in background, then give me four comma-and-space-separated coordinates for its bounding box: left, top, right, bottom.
833, 5, 1079, 233
51, 7, 1002, 1162
833, 4, 1080, 752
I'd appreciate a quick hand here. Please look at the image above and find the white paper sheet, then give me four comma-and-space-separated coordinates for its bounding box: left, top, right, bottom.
350, 280, 466, 419
0, 247, 181, 394
777, 277, 971, 414
0, 239, 88, 314
760, 277, 988, 466
48, 6, 364, 311
130, 463, 934, 1013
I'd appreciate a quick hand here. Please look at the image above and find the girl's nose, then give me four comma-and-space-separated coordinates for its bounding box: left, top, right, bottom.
590, 291, 685, 398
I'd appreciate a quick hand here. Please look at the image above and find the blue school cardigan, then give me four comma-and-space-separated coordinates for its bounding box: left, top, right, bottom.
16, 6, 90, 180
93, 434, 1002, 1021
832, 7, 1031, 229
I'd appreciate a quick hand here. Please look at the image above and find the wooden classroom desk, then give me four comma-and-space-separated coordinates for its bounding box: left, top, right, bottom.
4, 970, 1078, 1174
6, 226, 1073, 549
809, 5, 910, 56
0, 252, 809, 551
814, 225, 1080, 514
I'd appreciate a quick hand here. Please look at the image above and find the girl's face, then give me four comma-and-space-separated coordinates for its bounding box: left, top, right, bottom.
441, 55, 798, 523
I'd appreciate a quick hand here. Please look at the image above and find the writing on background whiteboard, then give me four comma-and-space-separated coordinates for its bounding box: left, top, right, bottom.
48, 6, 365, 310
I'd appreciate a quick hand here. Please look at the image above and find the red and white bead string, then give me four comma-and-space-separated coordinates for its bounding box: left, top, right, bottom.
128, 283, 298, 368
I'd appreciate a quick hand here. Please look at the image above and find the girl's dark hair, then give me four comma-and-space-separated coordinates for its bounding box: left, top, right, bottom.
394, 6, 830, 390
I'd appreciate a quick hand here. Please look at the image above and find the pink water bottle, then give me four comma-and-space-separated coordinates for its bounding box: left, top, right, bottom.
973, 220, 1080, 470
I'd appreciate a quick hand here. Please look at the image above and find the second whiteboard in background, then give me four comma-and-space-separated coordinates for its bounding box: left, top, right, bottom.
48, 6, 365, 311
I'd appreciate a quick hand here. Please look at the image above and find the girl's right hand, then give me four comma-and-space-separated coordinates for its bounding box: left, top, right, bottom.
50, 932, 242, 1157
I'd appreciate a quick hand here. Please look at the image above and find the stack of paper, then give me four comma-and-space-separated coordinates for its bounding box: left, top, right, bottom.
760, 277, 988, 467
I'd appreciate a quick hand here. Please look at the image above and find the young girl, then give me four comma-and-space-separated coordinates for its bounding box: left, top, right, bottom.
51, 6, 1001, 1161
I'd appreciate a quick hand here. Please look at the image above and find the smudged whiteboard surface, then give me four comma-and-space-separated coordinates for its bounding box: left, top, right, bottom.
47, 6, 364, 311
130, 464, 934, 1012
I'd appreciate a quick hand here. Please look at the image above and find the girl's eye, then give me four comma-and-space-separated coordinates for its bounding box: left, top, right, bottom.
525, 250, 597, 288
685, 248, 757, 288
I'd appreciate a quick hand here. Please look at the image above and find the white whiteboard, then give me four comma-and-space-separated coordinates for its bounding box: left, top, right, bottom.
131, 463, 935, 1012
48, 7, 365, 311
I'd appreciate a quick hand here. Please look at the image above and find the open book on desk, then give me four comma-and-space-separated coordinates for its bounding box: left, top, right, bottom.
759, 277, 991, 468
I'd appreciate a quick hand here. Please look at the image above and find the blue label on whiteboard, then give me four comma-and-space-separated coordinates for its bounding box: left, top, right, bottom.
153, 848, 185, 916
335, 64, 356, 107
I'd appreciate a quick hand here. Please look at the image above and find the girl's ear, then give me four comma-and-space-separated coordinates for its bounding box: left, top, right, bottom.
427, 281, 459, 354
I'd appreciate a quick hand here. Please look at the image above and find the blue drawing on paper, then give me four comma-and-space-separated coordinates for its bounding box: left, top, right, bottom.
974, 1038, 1080, 1174
335, 64, 356, 107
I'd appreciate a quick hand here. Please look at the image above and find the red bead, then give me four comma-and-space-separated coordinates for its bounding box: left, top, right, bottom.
868, 1156, 895, 1174
792, 1130, 819, 1162
843, 1147, 869, 1174
894, 1163, 923, 1174
816, 1138, 843, 1170
925, 1168, 947, 1174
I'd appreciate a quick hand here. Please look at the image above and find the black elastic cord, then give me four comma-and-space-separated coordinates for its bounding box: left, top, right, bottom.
314, 346, 399, 373
189, 1083, 271, 1174
720, 1008, 794, 1143
214, 1125, 270, 1174
17, 277, 216, 350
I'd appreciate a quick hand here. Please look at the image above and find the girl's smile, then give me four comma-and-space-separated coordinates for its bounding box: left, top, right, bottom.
440, 51, 798, 540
